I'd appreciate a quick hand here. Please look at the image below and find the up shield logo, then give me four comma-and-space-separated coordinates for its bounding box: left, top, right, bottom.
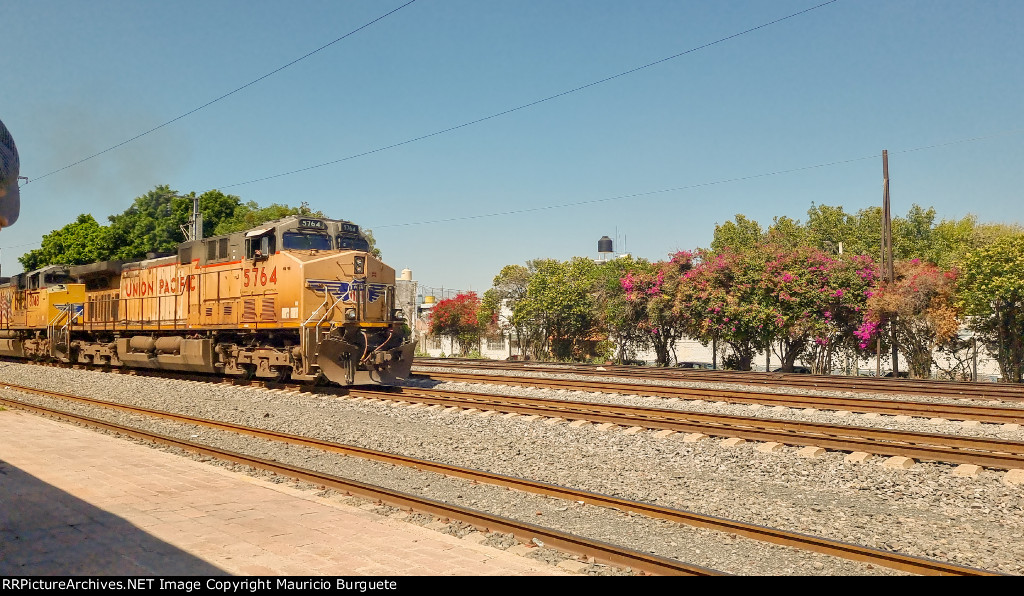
307, 280, 387, 303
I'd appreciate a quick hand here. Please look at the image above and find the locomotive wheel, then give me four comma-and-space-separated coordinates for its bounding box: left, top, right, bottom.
272, 366, 291, 383
239, 364, 257, 381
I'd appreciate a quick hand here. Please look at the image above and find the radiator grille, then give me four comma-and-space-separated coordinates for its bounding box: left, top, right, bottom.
260, 296, 276, 321
242, 298, 256, 322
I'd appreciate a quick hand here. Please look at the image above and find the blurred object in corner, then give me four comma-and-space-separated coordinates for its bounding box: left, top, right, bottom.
0, 117, 22, 228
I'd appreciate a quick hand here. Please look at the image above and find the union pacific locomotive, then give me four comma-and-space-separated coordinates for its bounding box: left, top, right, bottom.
0, 215, 415, 385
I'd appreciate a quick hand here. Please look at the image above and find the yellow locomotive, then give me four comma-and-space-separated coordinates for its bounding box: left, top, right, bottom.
0, 215, 415, 385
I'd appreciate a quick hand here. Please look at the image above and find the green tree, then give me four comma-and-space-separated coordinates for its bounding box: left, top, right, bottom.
212, 200, 322, 235
805, 203, 857, 254
514, 258, 601, 361
958, 234, 1024, 382
105, 185, 185, 260
479, 288, 504, 341
593, 256, 652, 364
892, 204, 936, 261
710, 214, 763, 253
926, 215, 980, 270
173, 189, 243, 239
19, 214, 110, 270
489, 264, 536, 357
764, 215, 807, 249
20, 185, 374, 268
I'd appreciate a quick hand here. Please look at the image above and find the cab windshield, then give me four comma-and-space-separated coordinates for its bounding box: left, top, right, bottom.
282, 232, 332, 251
336, 235, 370, 252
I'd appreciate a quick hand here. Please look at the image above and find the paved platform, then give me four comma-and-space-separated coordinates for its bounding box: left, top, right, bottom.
0, 409, 567, 576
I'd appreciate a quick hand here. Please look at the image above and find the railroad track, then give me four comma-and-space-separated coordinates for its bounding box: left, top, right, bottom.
0, 382, 998, 576
408, 370, 1024, 424
352, 386, 1024, 471
21, 360, 1024, 470
0, 387, 713, 576
415, 358, 1024, 402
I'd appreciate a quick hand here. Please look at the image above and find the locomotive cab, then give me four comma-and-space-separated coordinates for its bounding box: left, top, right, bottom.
230, 215, 414, 384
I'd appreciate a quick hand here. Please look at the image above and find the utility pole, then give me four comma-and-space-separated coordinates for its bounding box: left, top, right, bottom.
881, 150, 898, 377
972, 336, 978, 382
179, 195, 203, 242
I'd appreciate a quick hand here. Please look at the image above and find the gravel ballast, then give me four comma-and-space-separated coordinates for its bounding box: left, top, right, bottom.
1, 362, 1021, 575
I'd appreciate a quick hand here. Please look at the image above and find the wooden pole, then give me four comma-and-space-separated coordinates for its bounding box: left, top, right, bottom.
883, 150, 898, 377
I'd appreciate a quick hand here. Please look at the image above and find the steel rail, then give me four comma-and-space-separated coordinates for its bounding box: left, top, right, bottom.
8, 366, 1024, 468
352, 386, 1024, 470
0, 388, 995, 576
411, 370, 1024, 424
414, 358, 1024, 401
0, 393, 717, 576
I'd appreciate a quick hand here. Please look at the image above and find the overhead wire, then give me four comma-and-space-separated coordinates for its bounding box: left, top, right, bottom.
216, 0, 842, 189
369, 128, 1024, 229
25, 0, 419, 185
6, 128, 1021, 255
9, 2, 1020, 253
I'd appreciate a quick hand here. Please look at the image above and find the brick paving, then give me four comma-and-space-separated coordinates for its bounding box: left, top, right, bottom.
0, 409, 567, 576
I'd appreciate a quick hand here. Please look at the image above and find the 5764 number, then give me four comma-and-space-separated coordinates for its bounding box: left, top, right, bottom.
243, 266, 277, 287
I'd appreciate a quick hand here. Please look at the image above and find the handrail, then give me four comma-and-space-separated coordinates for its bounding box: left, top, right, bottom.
47, 304, 75, 359
303, 295, 330, 327
315, 295, 346, 327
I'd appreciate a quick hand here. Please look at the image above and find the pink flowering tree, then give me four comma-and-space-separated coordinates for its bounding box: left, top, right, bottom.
428, 292, 485, 356
856, 259, 961, 378
673, 247, 774, 370
763, 247, 878, 373
620, 252, 695, 366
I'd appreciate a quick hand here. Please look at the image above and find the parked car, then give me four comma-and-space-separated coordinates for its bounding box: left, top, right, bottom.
772, 366, 812, 374
883, 371, 910, 378
677, 361, 715, 369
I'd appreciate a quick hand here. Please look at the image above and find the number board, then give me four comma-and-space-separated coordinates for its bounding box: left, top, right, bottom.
341, 223, 359, 234
298, 218, 327, 230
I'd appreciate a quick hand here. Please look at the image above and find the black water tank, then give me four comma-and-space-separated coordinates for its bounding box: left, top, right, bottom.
598, 236, 613, 253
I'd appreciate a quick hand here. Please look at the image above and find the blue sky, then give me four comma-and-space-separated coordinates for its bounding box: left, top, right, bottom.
3, 0, 1022, 297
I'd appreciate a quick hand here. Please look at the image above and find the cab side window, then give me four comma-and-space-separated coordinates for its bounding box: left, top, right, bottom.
245, 234, 275, 260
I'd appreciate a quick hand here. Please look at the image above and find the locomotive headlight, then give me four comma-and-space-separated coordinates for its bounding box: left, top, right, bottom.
392, 308, 405, 321
354, 256, 365, 274
345, 308, 357, 321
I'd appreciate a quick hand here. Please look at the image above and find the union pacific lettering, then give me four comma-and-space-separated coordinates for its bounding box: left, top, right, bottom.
123, 275, 197, 297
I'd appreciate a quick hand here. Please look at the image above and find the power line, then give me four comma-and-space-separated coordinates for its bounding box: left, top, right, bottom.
217, 0, 842, 189
5, 126, 1021, 255
368, 128, 1024, 229
372, 155, 878, 229
6, 125, 1021, 259
26, 0, 419, 185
